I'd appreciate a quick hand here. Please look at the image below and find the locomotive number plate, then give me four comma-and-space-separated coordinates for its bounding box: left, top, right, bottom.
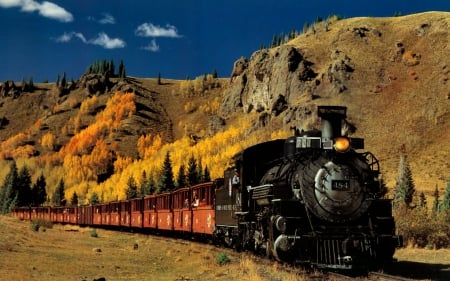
332, 180, 350, 191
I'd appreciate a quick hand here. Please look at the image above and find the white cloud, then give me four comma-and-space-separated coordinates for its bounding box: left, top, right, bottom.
135, 23, 181, 38
89, 32, 126, 49
88, 12, 116, 24
0, 0, 73, 22
98, 13, 115, 24
53, 31, 125, 49
54, 32, 86, 43
141, 39, 160, 52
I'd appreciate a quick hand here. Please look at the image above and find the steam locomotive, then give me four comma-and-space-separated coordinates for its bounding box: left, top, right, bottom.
12, 106, 402, 271
214, 106, 402, 270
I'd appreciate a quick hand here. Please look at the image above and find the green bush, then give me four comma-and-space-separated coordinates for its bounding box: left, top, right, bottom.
90, 229, 98, 238
30, 219, 53, 232
216, 252, 230, 266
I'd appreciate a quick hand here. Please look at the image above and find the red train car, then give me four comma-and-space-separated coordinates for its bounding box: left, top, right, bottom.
120, 200, 131, 228
110, 202, 120, 226
12, 207, 30, 220
101, 203, 111, 225
156, 192, 172, 231
191, 181, 217, 235
130, 197, 143, 228
78, 205, 93, 225
51, 206, 65, 223
143, 195, 157, 229
173, 187, 191, 233
93, 204, 103, 225
64, 206, 78, 224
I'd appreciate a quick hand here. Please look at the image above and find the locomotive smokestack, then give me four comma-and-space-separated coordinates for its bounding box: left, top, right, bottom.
317, 106, 347, 142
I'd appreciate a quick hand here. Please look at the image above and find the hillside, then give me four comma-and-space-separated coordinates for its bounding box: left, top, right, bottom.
0, 11, 448, 200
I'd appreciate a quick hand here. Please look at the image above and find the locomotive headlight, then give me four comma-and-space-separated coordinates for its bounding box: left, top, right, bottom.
334, 137, 351, 152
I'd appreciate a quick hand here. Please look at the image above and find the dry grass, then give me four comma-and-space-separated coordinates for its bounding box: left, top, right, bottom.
0, 215, 307, 281
1, 215, 449, 281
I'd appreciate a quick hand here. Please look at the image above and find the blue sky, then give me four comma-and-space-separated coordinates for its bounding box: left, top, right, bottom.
0, 0, 448, 82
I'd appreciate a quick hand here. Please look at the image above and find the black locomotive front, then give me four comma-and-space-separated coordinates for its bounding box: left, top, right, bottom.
214, 106, 402, 270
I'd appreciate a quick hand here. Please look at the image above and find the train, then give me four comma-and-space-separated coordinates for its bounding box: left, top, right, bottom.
12, 105, 403, 271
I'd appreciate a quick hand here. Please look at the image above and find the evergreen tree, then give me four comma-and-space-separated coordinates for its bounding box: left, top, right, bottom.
145, 172, 156, 195
0, 161, 19, 213
70, 192, 79, 206
158, 152, 175, 193
393, 149, 415, 207
32, 173, 47, 206
418, 192, 427, 209
52, 178, 66, 206
203, 165, 211, 182
61, 72, 67, 89
212, 69, 218, 79
157, 72, 162, 85
28, 76, 34, 92
139, 170, 148, 197
176, 164, 187, 188
197, 158, 203, 183
187, 154, 199, 186
56, 74, 60, 87
17, 165, 32, 206
432, 184, 440, 213
90, 192, 100, 204
126, 176, 138, 199
440, 180, 450, 211
109, 59, 115, 76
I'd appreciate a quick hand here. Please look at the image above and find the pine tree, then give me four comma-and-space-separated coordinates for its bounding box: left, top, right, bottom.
139, 170, 148, 197
432, 184, 440, 213
17, 165, 32, 206
53, 178, 66, 206
157, 72, 162, 85
187, 154, 199, 186
90, 192, 100, 204
0, 161, 19, 213
440, 180, 450, 211
145, 172, 156, 195
176, 164, 187, 188
126, 176, 138, 199
393, 149, 415, 207
212, 69, 218, 78
32, 173, 47, 206
61, 72, 67, 89
418, 192, 427, 209
203, 165, 211, 182
158, 152, 175, 193
70, 192, 79, 206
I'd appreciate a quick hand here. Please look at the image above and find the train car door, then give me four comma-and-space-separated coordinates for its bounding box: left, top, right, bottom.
173, 187, 191, 233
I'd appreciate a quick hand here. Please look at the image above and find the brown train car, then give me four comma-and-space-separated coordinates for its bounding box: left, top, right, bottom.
101, 203, 111, 225
93, 204, 103, 226
32, 206, 51, 221
13, 207, 30, 220
52, 206, 65, 223
78, 205, 93, 226
109, 202, 121, 226
64, 206, 78, 224
120, 200, 131, 228
130, 198, 143, 228
191, 181, 217, 235
173, 187, 191, 233
156, 192, 172, 231
143, 195, 157, 229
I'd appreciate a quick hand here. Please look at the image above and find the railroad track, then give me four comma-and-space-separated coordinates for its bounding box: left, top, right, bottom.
327, 271, 415, 281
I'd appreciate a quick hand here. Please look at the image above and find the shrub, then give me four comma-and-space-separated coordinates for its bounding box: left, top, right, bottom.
216, 252, 230, 266
90, 229, 98, 238
30, 218, 53, 232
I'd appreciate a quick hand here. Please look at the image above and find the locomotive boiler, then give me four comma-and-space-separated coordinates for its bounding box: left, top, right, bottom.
214, 106, 402, 270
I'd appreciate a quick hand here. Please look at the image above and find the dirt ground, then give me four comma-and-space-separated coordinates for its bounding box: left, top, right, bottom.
0, 215, 449, 281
